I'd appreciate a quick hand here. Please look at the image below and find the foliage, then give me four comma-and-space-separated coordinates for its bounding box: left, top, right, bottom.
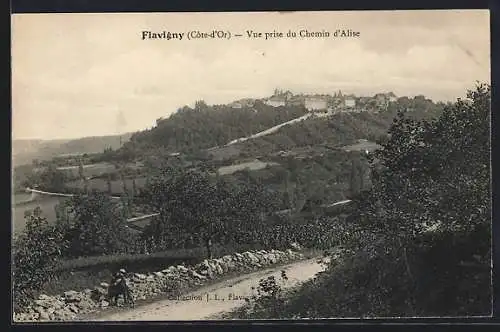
12, 208, 67, 310
139, 168, 281, 258
246, 272, 289, 317
351, 83, 490, 252
22, 163, 68, 192
237, 107, 441, 157
343, 83, 491, 316
230, 83, 491, 318
61, 192, 135, 257
119, 103, 308, 158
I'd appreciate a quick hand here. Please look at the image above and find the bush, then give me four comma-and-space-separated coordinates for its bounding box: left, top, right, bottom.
233, 271, 290, 319
227, 83, 491, 319
61, 192, 134, 258
12, 208, 66, 310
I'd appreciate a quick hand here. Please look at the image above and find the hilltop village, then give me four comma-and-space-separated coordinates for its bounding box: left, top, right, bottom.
229, 88, 399, 114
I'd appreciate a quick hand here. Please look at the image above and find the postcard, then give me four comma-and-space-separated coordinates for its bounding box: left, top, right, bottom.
11, 10, 491, 322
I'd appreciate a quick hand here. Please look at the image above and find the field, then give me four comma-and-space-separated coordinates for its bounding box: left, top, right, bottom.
56, 162, 116, 178
217, 160, 280, 175
12, 196, 68, 234
206, 145, 242, 161
341, 139, 382, 153
65, 177, 148, 194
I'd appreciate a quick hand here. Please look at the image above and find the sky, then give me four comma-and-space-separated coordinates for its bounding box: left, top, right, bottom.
11, 10, 490, 140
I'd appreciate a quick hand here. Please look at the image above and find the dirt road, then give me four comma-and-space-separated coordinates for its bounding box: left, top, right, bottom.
89, 257, 326, 321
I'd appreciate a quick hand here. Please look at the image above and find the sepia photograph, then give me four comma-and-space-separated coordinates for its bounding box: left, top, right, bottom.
11, 10, 491, 322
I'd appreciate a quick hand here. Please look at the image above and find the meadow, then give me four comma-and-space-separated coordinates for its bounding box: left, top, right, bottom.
341, 139, 382, 153
217, 160, 280, 176
55, 162, 116, 178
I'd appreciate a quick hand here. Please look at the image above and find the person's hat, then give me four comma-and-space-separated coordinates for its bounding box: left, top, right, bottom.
119, 269, 126, 273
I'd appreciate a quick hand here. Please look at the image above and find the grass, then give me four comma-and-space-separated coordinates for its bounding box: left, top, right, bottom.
207, 145, 242, 161
341, 139, 382, 153
217, 160, 280, 175
77, 247, 321, 321
43, 243, 278, 296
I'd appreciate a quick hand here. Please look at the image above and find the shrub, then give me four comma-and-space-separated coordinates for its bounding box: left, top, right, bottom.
12, 207, 67, 310
61, 192, 134, 258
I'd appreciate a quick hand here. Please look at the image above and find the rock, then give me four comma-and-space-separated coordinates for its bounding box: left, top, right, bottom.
162, 266, 177, 274
190, 271, 207, 280
196, 260, 212, 273
223, 259, 237, 271
52, 299, 65, 309
243, 252, 260, 263
16, 312, 40, 321
34, 299, 52, 309
64, 290, 82, 303
13, 248, 306, 321
222, 255, 233, 262
34, 306, 45, 314
91, 287, 107, 302
177, 265, 189, 273
39, 310, 50, 320
268, 253, 278, 264
134, 273, 147, 280
54, 308, 75, 320
68, 304, 80, 313
76, 297, 97, 310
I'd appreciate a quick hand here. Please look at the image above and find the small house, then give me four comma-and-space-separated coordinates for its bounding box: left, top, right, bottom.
344, 98, 356, 108
304, 96, 328, 111
264, 96, 286, 107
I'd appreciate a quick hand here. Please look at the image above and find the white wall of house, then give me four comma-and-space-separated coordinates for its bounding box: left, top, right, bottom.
305, 99, 328, 111
345, 99, 356, 108
265, 100, 286, 107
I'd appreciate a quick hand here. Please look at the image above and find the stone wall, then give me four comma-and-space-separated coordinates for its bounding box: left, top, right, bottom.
14, 248, 304, 322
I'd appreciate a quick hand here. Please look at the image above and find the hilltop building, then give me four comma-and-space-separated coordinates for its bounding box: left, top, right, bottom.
264, 95, 286, 107
387, 92, 397, 102
344, 96, 356, 108
304, 96, 328, 111
374, 93, 390, 110
287, 95, 305, 107
229, 98, 255, 108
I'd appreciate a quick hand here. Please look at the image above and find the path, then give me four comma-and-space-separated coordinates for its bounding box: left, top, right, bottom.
88, 257, 325, 321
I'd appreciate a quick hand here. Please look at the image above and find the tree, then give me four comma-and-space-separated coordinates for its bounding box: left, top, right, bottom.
63, 192, 131, 257
27, 164, 67, 192
78, 160, 88, 194
13, 208, 67, 310
141, 168, 278, 258
347, 83, 491, 315
107, 174, 112, 194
